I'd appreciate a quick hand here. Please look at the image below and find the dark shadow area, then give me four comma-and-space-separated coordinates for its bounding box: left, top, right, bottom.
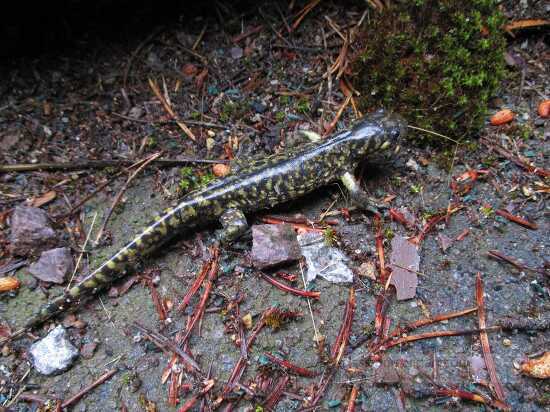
0, 0, 257, 58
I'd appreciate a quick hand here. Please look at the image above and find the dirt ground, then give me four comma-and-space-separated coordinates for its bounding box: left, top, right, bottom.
0, 1, 548, 411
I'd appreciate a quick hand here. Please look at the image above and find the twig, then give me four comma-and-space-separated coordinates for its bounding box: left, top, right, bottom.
291, 0, 321, 31
263, 352, 318, 377
66, 212, 98, 290
346, 385, 359, 412
263, 375, 290, 410
260, 273, 320, 299
331, 287, 355, 365
476, 273, 509, 408
379, 327, 500, 352
149, 78, 196, 141
487, 249, 546, 276
0, 157, 225, 173
180, 248, 220, 344
323, 94, 352, 136
94, 152, 161, 244
133, 322, 200, 372
386, 307, 478, 339
61, 369, 117, 409
177, 260, 211, 312
111, 111, 228, 130
480, 136, 550, 178
495, 209, 537, 230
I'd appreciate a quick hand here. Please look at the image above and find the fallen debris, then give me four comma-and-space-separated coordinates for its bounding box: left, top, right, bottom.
61, 369, 117, 409
251, 224, 301, 269
260, 273, 320, 299
490, 109, 515, 125
0, 276, 20, 292
388, 235, 420, 300
475, 273, 508, 407
495, 209, 537, 230
28, 247, 74, 284
298, 231, 354, 283
519, 352, 550, 379
29, 326, 79, 375
9, 206, 58, 256
538, 99, 550, 118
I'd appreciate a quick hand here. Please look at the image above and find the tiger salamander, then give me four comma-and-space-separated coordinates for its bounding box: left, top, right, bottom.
20, 110, 406, 332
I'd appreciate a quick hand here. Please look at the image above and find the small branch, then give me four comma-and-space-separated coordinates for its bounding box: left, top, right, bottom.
495, 209, 537, 230
177, 259, 211, 312
0, 157, 226, 173
487, 249, 546, 276
180, 248, 220, 344
263, 352, 318, 377
61, 369, 117, 409
149, 78, 196, 141
260, 273, 320, 299
133, 322, 200, 372
476, 273, 509, 408
331, 287, 355, 365
346, 385, 359, 412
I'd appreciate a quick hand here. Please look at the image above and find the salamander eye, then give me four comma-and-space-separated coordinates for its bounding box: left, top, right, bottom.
389, 128, 400, 140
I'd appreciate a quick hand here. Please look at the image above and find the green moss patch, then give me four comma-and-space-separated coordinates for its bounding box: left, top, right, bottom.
353, 0, 506, 143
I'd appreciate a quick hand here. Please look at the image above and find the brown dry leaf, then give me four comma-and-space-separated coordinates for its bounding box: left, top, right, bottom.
195, 68, 208, 89
212, 163, 231, 177
520, 352, 550, 379
490, 109, 514, 126
538, 100, 550, 118
0, 276, 20, 292
29, 190, 56, 208
388, 235, 419, 300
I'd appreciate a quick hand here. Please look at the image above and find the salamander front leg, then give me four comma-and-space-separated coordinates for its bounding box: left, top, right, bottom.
216, 208, 248, 244
341, 171, 387, 214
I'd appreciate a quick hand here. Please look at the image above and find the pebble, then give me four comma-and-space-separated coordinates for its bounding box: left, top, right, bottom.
28, 247, 74, 284
406, 158, 420, 172
250, 224, 301, 269
29, 326, 79, 375
9, 206, 58, 256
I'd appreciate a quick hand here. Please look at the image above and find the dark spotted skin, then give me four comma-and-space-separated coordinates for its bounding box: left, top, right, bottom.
23, 110, 406, 330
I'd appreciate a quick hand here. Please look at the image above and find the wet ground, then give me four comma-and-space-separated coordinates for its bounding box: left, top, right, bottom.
1, 1, 549, 411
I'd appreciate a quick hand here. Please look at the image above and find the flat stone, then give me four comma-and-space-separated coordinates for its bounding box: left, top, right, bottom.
29, 326, 79, 375
9, 206, 58, 256
28, 247, 74, 284
251, 224, 301, 269
389, 235, 420, 300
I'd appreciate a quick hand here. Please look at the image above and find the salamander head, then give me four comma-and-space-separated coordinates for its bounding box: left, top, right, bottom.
345, 109, 406, 157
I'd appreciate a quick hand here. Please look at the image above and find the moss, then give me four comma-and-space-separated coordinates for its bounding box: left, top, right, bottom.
178, 166, 215, 195
295, 97, 311, 114
219, 100, 249, 123
353, 0, 506, 144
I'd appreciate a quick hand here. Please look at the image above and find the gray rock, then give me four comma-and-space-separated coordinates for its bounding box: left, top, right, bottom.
251, 224, 301, 269
9, 206, 57, 256
298, 232, 354, 283
29, 326, 79, 375
230, 46, 243, 59
28, 247, 74, 284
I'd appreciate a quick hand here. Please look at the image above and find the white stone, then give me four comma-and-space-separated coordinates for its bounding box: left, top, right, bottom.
29, 326, 78, 375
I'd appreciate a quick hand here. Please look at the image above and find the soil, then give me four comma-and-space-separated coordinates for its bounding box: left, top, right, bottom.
0, 1, 548, 411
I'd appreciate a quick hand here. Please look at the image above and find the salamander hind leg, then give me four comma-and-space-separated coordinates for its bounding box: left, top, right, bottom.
216, 208, 248, 244
341, 171, 387, 215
